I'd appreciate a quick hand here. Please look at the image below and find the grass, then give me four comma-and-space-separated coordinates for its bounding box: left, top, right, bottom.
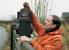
62, 23, 69, 50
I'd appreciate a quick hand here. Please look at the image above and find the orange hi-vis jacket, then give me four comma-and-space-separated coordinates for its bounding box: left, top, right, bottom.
31, 15, 63, 50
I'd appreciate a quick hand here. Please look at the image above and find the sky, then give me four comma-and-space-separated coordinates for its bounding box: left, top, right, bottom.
50, 0, 69, 17
0, 0, 69, 20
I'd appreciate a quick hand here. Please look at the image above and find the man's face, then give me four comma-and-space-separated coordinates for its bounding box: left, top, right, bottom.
45, 16, 53, 28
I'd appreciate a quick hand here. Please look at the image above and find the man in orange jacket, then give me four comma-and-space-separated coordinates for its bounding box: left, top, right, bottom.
18, 4, 63, 50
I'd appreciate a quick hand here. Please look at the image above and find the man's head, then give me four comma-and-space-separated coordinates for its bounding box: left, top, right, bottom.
45, 15, 61, 31
23, 2, 30, 9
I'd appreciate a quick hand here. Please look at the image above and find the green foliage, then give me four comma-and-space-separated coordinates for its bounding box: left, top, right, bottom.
39, 16, 45, 25
62, 16, 69, 23
0, 23, 11, 33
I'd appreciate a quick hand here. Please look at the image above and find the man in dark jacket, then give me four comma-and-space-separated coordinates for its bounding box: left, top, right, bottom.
17, 2, 33, 37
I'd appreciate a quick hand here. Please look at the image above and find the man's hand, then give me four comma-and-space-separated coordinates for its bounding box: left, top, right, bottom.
17, 36, 32, 43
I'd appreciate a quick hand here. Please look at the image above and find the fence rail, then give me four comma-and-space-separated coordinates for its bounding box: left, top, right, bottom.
12, 30, 20, 50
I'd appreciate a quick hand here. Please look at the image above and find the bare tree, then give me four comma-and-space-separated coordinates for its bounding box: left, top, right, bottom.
30, 0, 49, 17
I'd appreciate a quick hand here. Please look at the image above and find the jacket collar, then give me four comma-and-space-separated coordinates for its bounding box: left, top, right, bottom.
48, 28, 63, 35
